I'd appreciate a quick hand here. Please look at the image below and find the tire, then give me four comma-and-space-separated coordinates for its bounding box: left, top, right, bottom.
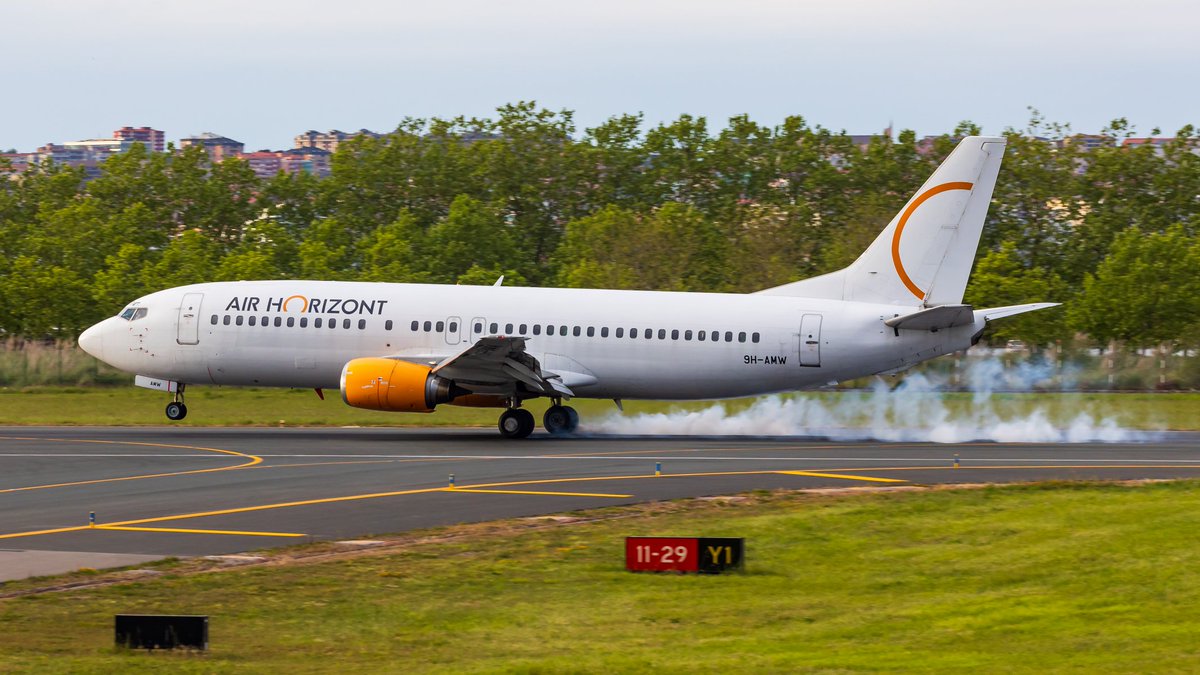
499, 409, 535, 439
544, 405, 579, 435
165, 402, 187, 421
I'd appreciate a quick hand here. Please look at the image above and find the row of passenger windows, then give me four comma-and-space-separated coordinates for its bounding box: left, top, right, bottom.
211, 314, 393, 331
411, 320, 761, 344
210, 313, 761, 345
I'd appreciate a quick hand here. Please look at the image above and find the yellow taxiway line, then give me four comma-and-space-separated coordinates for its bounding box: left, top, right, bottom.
0, 436, 262, 493
777, 470, 907, 483
94, 525, 305, 538
446, 488, 632, 498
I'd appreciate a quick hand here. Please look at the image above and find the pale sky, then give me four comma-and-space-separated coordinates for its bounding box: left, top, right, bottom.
3, 0, 1198, 152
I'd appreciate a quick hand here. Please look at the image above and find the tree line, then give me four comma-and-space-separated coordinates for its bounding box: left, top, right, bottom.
1, 102, 1198, 350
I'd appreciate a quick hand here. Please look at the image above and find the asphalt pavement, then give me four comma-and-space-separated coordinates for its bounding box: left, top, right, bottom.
1, 426, 1197, 580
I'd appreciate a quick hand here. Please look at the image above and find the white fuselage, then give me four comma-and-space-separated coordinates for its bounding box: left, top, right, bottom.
82, 280, 981, 400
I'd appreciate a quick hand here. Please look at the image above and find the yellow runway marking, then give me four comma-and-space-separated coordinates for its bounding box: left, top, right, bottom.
3, 462, 1197, 542
446, 488, 632, 498
95, 525, 304, 538
778, 470, 907, 483
0, 436, 262, 493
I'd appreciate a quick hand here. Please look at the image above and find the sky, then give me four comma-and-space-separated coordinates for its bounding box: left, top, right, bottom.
3, 0, 1199, 152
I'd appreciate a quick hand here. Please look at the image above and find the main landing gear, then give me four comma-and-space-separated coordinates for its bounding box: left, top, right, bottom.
165, 385, 188, 421
497, 400, 579, 439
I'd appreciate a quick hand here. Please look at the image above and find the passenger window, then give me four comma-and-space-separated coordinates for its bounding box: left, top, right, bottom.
474, 322, 482, 333
684, 330, 692, 340
436, 321, 445, 332
210, 315, 218, 325
315, 318, 323, 328
235, 315, 244, 326
698, 330, 706, 341
248, 316, 257, 327
573, 326, 581, 337
559, 326, 568, 336
490, 323, 498, 333
343, 318, 352, 329
262, 316, 268, 326
615, 327, 624, 338
520, 324, 528, 334
424, 321, 432, 332
300, 318, 308, 328
359, 319, 366, 330
738, 331, 747, 343
285, 317, 293, 327
223, 315, 231, 326
533, 325, 542, 335
329, 320, 336, 329
752, 332, 760, 343
505, 323, 514, 334
546, 325, 554, 334
411, 321, 419, 331
386, 320, 394, 331
586, 327, 594, 337
449, 321, 458, 332
274, 317, 282, 327
630, 328, 638, 338
725, 331, 733, 342
670, 329, 679, 340
601, 327, 609, 337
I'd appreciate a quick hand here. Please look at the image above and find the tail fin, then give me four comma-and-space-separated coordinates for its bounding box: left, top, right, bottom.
757, 136, 1007, 307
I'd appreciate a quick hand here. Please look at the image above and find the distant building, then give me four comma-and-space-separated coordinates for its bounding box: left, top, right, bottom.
1062, 134, 1111, 152
293, 129, 381, 153
113, 126, 165, 153
179, 132, 245, 162
241, 150, 284, 178
279, 146, 331, 177
1, 152, 33, 175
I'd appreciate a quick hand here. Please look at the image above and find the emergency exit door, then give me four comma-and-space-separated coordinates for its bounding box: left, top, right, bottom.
799, 313, 822, 367
177, 293, 203, 345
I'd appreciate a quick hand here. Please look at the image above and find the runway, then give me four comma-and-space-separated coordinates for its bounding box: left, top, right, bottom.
1, 427, 1198, 579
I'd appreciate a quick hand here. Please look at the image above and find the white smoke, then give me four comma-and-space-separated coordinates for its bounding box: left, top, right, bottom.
585, 358, 1154, 443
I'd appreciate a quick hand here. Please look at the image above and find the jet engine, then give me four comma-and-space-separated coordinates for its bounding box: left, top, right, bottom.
340, 357, 464, 413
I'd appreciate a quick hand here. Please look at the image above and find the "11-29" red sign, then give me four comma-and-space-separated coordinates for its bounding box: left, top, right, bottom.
625, 537, 744, 573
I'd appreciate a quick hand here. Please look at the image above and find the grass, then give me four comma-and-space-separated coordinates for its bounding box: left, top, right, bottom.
0, 386, 1197, 430
2, 481, 1200, 672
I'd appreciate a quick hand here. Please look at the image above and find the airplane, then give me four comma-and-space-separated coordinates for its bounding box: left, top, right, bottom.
78, 136, 1057, 439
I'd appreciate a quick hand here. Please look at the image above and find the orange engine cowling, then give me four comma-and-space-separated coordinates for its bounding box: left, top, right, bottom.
340, 358, 463, 413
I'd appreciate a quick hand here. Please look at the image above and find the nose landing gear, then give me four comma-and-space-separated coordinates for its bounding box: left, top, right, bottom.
165, 385, 188, 421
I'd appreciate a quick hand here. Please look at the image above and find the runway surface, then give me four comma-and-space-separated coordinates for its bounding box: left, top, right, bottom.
1, 427, 1198, 579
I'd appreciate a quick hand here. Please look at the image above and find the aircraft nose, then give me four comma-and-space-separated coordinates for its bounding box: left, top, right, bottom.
78, 322, 105, 360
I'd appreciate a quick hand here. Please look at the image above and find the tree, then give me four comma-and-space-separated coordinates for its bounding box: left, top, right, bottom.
964, 243, 1069, 345
1067, 225, 1200, 347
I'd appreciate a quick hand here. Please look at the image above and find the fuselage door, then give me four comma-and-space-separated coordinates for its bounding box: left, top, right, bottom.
470, 316, 488, 341
799, 313, 822, 367
445, 316, 462, 345
177, 292, 204, 345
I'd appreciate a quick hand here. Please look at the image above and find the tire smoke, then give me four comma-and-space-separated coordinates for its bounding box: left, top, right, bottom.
585, 357, 1155, 443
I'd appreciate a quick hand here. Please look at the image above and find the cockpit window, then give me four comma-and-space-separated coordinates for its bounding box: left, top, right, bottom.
119, 308, 136, 320
120, 307, 148, 321
132, 308, 148, 320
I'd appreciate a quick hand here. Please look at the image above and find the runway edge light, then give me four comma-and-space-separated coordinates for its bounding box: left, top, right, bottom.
625, 537, 744, 574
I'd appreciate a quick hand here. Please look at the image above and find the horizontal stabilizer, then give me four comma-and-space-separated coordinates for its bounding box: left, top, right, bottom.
884, 304, 975, 331
974, 302, 1061, 322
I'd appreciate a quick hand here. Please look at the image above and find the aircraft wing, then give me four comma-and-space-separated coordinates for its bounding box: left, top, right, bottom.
429, 336, 575, 398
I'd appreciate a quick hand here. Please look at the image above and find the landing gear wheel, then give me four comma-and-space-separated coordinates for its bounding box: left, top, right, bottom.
165, 402, 188, 421
498, 409, 535, 439
543, 405, 579, 435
